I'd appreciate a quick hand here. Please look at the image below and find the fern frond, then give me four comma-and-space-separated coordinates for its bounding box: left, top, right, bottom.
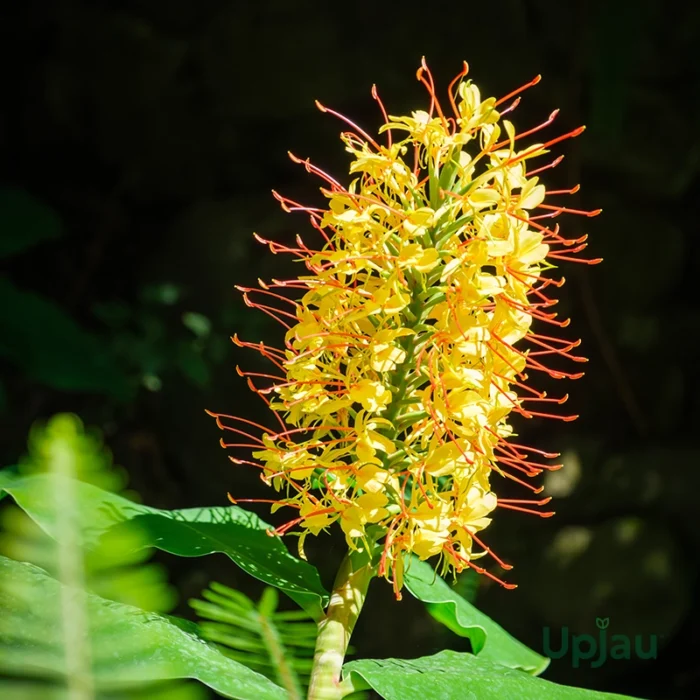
191, 582, 319, 700
0, 413, 202, 700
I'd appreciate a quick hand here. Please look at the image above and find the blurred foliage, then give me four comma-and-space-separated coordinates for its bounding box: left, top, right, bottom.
0, 275, 131, 398
0, 188, 63, 258
0, 413, 175, 610
0, 413, 202, 698
93, 282, 230, 394
1, 0, 700, 698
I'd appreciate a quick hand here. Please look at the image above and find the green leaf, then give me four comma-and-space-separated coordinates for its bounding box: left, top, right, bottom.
0, 188, 62, 258
403, 557, 549, 674
343, 650, 644, 700
0, 277, 129, 397
0, 556, 287, 700
0, 472, 329, 619
0, 681, 204, 700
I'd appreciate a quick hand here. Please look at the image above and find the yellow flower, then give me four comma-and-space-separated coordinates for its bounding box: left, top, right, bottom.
210, 58, 600, 596
410, 498, 453, 559
340, 492, 389, 546
349, 379, 392, 414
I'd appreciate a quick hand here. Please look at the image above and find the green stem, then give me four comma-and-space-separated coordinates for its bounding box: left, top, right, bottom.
306, 551, 374, 700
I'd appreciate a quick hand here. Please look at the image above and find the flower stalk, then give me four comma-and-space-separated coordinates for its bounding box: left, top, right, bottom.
307, 550, 374, 700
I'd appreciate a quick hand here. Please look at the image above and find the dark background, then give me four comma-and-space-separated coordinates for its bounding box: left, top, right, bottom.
1, 1, 699, 698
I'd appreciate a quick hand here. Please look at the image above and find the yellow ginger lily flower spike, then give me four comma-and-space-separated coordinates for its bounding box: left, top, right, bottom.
208, 58, 601, 599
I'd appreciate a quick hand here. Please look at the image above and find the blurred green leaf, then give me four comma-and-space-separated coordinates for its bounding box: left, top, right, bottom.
0, 188, 62, 259
0, 277, 130, 397
141, 283, 181, 306
136, 312, 166, 342
0, 556, 287, 700
0, 472, 329, 619
343, 650, 643, 700
403, 557, 549, 674
182, 311, 211, 338
92, 300, 132, 327
142, 373, 163, 392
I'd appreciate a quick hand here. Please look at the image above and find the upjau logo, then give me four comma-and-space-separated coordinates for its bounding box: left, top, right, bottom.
542, 617, 658, 668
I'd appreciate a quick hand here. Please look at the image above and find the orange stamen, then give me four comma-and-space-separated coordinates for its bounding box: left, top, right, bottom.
315, 100, 381, 151
494, 74, 541, 107
447, 60, 470, 119
371, 84, 392, 147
